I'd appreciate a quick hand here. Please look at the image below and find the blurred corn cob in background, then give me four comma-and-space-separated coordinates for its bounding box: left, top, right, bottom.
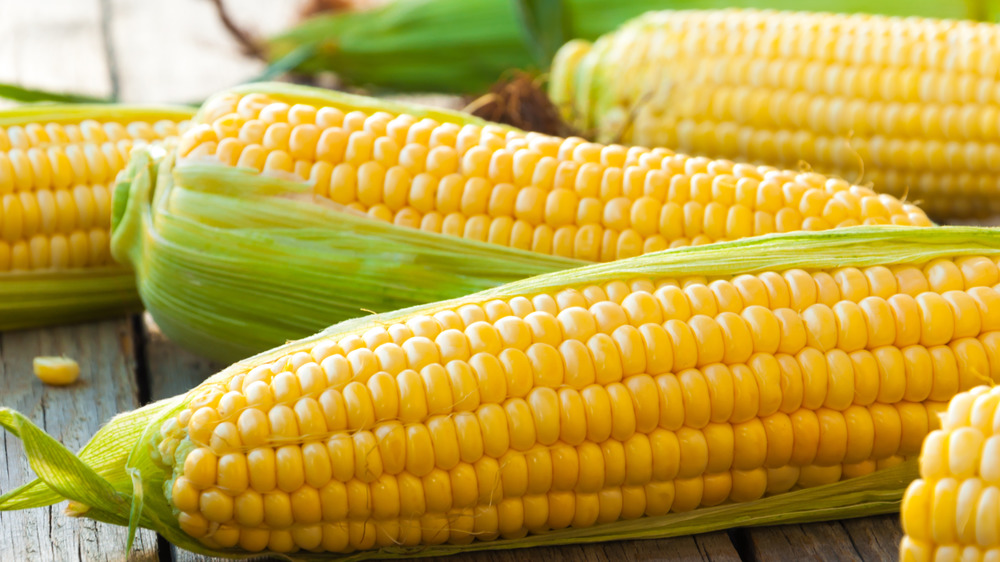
266, 0, 991, 95
110, 83, 931, 361
550, 9, 1000, 221
0, 105, 193, 330
4, 225, 1000, 557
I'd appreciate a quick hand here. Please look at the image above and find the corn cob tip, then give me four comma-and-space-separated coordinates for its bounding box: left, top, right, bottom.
901, 384, 1000, 561
547, 39, 592, 125
549, 8, 1000, 220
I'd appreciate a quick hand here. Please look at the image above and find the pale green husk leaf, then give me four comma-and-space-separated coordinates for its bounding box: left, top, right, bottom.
110, 84, 578, 362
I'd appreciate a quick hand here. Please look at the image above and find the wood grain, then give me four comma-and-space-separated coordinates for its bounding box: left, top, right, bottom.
0, 0, 113, 98
106, 0, 305, 104
745, 517, 903, 562
840, 514, 904, 561
0, 320, 159, 561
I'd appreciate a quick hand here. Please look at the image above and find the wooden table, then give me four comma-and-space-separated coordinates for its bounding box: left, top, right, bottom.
0, 1, 902, 560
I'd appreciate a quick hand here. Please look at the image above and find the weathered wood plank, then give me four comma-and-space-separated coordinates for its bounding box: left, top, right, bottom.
597, 533, 742, 562
106, 0, 304, 104
746, 518, 902, 562
0, 0, 113, 98
144, 315, 225, 401
0, 0, 163, 558
840, 514, 904, 561
0, 320, 159, 561
693, 533, 746, 562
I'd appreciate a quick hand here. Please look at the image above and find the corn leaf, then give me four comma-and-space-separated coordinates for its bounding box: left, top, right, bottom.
267, 0, 1000, 94
0, 268, 142, 331
513, 0, 568, 68
0, 409, 130, 519
0, 398, 180, 512
242, 43, 320, 85
0, 83, 114, 104
110, 148, 580, 362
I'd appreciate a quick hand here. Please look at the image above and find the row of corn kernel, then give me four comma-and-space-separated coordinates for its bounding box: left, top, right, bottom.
175, 456, 909, 554
0, 119, 178, 151
0, 229, 111, 270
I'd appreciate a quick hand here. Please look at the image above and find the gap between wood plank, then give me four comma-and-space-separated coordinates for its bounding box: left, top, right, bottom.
0, 320, 160, 561
727, 528, 756, 562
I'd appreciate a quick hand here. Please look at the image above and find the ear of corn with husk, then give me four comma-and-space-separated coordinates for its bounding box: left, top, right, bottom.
267, 0, 996, 95
0, 104, 194, 329
110, 82, 931, 362
549, 8, 1000, 221
6, 225, 1000, 557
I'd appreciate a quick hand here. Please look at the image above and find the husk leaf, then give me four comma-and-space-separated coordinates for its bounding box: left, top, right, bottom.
267, 0, 997, 94
110, 84, 578, 362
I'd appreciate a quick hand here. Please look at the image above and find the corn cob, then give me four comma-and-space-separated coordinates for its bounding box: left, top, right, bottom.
267, 0, 990, 95
110, 83, 932, 361
0, 104, 194, 329
899, 384, 1000, 562
2, 226, 997, 559
550, 9, 1000, 221
182, 87, 933, 254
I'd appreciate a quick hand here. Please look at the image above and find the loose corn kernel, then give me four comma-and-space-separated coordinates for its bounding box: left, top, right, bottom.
32, 356, 80, 386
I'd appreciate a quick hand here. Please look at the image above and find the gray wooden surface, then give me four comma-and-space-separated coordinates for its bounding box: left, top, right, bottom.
0, 0, 902, 560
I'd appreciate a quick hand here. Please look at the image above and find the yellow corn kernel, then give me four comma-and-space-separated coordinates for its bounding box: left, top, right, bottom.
32, 356, 80, 386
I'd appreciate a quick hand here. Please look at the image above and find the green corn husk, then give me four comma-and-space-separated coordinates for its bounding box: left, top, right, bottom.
109, 83, 582, 363
267, 0, 996, 95
6, 225, 1000, 558
0, 104, 196, 331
